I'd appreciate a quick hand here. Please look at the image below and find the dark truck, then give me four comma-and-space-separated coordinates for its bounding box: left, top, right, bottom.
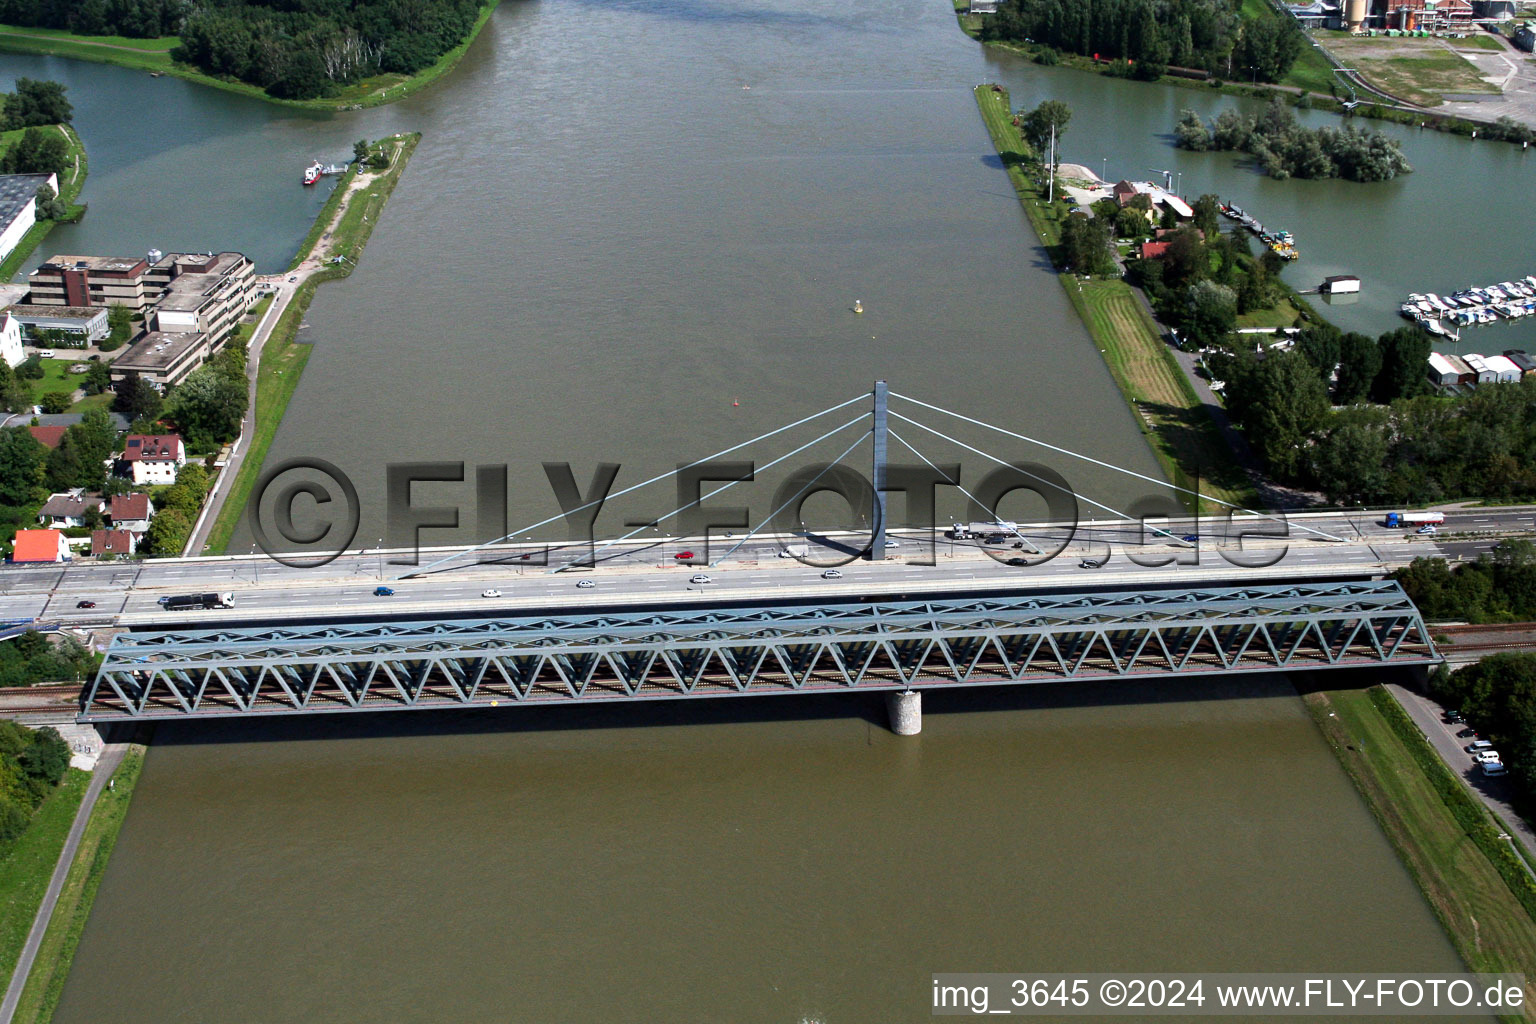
158, 592, 234, 611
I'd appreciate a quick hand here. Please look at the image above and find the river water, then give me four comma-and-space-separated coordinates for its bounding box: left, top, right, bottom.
2, 0, 1516, 1015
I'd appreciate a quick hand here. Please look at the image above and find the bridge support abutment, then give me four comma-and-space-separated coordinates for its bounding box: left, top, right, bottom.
885, 689, 921, 735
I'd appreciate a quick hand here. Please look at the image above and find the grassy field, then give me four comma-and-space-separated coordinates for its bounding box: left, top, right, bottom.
11, 745, 145, 1024
0, 123, 88, 283
0, 769, 88, 995
0, 5, 496, 112
1309, 687, 1536, 997
203, 134, 420, 555
1235, 295, 1303, 330
974, 85, 1255, 510
1321, 33, 1500, 106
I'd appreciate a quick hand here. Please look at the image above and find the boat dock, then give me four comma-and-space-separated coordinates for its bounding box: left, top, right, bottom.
1219, 200, 1298, 261
1400, 275, 1536, 337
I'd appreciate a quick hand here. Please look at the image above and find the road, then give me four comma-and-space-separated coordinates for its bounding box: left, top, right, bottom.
0, 737, 126, 1024
1388, 683, 1536, 864
3, 506, 1532, 629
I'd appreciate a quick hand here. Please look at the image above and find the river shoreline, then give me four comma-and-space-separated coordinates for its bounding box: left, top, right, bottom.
0, 3, 498, 113
199, 133, 421, 556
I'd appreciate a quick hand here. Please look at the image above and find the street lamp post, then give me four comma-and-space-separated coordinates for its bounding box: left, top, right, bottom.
377, 538, 384, 579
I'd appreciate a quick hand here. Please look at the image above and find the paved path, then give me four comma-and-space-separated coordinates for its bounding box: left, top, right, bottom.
1387, 682, 1536, 862
0, 735, 127, 1024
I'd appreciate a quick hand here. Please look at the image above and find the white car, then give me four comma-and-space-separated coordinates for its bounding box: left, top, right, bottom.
481, 589, 501, 598
1416, 524, 1437, 535
821, 569, 842, 579
1475, 750, 1502, 764
690, 574, 712, 584
576, 579, 594, 589
1483, 762, 1508, 777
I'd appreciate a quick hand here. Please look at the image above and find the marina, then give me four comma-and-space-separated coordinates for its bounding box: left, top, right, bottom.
1219, 201, 1298, 261
1400, 275, 1536, 336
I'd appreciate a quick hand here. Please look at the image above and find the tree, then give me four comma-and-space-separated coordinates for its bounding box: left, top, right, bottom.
0, 361, 28, 413
1224, 349, 1330, 478
1372, 326, 1431, 403
44, 432, 84, 491
1191, 193, 1221, 239
1161, 226, 1207, 289
1334, 332, 1382, 405
113, 372, 162, 423
1310, 411, 1391, 503
103, 305, 132, 352
0, 126, 69, 177
1059, 213, 1115, 276
82, 361, 111, 395
1175, 110, 1211, 151
0, 428, 46, 506
1184, 279, 1236, 346
1021, 100, 1072, 157
353, 139, 370, 162
170, 364, 247, 447
143, 508, 191, 557
2, 79, 72, 129
38, 391, 70, 415
33, 182, 66, 221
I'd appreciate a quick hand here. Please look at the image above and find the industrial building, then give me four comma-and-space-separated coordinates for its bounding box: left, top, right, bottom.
0, 172, 58, 265
2, 303, 110, 344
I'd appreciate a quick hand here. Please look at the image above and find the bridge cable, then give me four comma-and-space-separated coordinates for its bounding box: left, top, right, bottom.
550, 411, 871, 573
888, 391, 1346, 542
400, 392, 871, 577
887, 427, 1043, 555
710, 430, 871, 567
888, 410, 1175, 538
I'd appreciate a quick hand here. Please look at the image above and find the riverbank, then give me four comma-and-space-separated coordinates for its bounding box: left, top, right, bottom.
0, 124, 87, 282
200, 132, 421, 555
952, 0, 1534, 141
0, 771, 87, 996
1307, 685, 1536, 996
6, 742, 143, 1024
971, 85, 1254, 510
0, 4, 497, 112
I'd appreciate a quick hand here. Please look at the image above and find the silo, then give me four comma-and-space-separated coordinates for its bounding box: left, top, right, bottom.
1346, 0, 1368, 33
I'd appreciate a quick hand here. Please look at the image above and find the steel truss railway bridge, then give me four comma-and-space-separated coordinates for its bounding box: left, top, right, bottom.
80, 580, 1439, 731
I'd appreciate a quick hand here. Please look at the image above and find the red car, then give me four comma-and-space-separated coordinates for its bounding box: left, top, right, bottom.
674, 551, 694, 560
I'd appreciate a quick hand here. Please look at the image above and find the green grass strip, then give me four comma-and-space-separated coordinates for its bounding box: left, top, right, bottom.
10, 745, 146, 1024
0, 770, 89, 995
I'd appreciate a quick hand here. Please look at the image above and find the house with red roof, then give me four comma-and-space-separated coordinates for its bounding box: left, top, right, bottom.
27, 425, 67, 450
10, 528, 69, 563
1140, 241, 1172, 260
118, 433, 186, 485
107, 493, 154, 533
90, 529, 138, 558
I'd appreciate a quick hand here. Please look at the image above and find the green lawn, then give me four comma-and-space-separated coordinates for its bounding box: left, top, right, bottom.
0, 770, 89, 996
0, 5, 497, 112
1310, 687, 1536, 986
1236, 295, 1303, 330
21, 356, 111, 413
11, 746, 145, 1024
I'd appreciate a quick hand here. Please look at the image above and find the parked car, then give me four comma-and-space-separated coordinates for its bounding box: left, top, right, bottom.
1466, 739, 1496, 753
75, 599, 96, 608
1483, 762, 1508, 777
374, 586, 394, 596
821, 569, 842, 579
689, 574, 712, 584
1475, 750, 1503, 764
1457, 727, 1479, 739
576, 579, 594, 589
1445, 709, 1464, 724
481, 589, 501, 598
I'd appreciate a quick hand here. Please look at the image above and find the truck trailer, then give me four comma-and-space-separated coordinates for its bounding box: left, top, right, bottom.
158, 592, 235, 610
1384, 512, 1445, 528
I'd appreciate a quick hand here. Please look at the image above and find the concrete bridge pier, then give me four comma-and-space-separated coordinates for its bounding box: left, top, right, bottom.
885, 689, 921, 736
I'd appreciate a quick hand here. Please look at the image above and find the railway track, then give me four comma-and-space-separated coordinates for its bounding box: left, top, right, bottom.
0, 683, 84, 716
